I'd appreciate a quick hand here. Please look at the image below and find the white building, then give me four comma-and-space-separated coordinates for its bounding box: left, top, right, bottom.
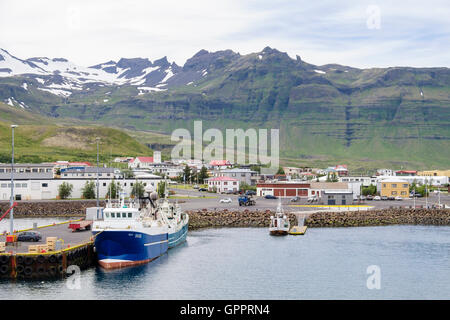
376, 169, 394, 176
206, 176, 240, 193
376, 175, 448, 186
0, 172, 162, 200
128, 157, 154, 169
339, 176, 377, 187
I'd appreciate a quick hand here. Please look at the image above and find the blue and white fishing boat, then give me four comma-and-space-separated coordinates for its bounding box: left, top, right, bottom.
92, 192, 169, 269
158, 190, 189, 248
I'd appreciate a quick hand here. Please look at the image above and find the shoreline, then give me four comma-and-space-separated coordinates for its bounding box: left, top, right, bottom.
2, 201, 449, 229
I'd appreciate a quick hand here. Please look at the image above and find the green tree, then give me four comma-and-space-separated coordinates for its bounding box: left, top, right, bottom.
276, 167, 285, 175
58, 182, 73, 199
198, 166, 209, 184
106, 179, 121, 199
183, 165, 191, 183
131, 180, 145, 198
82, 181, 96, 199
157, 181, 167, 198
362, 184, 377, 196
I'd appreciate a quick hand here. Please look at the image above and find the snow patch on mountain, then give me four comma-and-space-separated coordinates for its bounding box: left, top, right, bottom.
38, 87, 72, 97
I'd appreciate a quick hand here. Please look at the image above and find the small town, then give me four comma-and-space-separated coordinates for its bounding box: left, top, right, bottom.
1, 155, 449, 209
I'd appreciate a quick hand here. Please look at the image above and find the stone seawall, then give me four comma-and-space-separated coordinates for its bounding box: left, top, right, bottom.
2, 202, 449, 229
187, 208, 450, 229
0, 201, 105, 218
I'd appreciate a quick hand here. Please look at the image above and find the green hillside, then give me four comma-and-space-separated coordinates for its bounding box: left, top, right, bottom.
0, 103, 152, 163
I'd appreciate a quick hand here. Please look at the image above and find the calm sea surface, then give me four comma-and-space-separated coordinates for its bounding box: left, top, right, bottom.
1, 219, 449, 299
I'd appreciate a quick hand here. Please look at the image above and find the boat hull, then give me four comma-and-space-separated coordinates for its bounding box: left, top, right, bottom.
269, 229, 289, 236
93, 230, 168, 269
168, 222, 189, 248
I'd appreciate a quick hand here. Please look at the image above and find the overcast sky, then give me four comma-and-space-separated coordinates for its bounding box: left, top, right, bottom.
0, 0, 449, 68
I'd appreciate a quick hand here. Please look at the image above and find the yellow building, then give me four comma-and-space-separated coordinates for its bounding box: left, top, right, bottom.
418, 170, 450, 178
378, 178, 409, 198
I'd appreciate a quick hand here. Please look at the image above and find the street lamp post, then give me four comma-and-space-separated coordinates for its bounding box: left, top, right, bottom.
96, 137, 100, 209
10, 125, 18, 234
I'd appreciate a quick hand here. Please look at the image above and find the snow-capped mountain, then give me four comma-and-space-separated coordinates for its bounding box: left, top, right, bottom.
0, 48, 193, 97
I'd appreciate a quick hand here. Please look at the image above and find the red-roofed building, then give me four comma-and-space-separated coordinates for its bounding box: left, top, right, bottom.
395, 170, 417, 176
128, 157, 154, 169
206, 176, 239, 193
209, 160, 232, 170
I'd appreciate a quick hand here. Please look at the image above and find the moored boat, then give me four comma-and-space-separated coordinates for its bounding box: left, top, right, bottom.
92, 192, 169, 269
269, 202, 290, 236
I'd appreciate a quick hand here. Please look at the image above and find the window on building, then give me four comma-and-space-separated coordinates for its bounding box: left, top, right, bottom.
103, 183, 106, 187
42, 183, 48, 188
122, 212, 127, 218
392, 191, 397, 195
128, 212, 132, 218
392, 184, 397, 188
403, 184, 408, 188
111, 212, 115, 218
401, 191, 406, 195
383, 184, 386, 188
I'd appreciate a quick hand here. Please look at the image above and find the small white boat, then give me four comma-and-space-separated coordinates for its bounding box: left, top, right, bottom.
269, 202, 290, 236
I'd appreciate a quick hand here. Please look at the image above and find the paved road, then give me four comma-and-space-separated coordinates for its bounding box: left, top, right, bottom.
170, 188, 450, 212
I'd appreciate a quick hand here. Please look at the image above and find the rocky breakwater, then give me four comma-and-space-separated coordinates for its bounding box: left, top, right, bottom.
305, 208, 450, 228
0, 200, 106, 218
187, 208, 297, 229
187, 208, 450, 230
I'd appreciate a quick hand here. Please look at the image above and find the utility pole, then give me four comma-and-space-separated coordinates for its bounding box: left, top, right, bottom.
10, 125, 18, 234
438, 188, 441, 208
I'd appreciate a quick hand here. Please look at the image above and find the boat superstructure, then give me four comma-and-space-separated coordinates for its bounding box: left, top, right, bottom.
158, 186, 189, 248
269, 201, 290, 236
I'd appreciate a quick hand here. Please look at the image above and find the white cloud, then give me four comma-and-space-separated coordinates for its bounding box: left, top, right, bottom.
0, 0, 449, 68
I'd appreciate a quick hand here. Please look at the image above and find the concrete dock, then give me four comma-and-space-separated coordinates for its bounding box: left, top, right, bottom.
0, 219, 96, 280
0, 219, 92, 254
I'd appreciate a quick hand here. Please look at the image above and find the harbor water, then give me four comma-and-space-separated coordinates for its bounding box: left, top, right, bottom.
1, 220, 449, 299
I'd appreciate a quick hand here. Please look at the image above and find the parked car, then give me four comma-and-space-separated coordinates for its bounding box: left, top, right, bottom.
17, 231, 42, 242
395, 196, 403, 201
198, 188, 207, 192
245, 190, 256, 196
410, 192, 422, 198
307, 196, 318, 203
224, 190, 239, 195
387, 196, 395, 200
373, 196, 381, 201
220, 198, 232, 203
366, 195, 374, 200
264, 195, 278, 199
381, 196, 388, 200
290, 196, 300, 202
359, 195, 366, 201
193, 184, 199, 189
